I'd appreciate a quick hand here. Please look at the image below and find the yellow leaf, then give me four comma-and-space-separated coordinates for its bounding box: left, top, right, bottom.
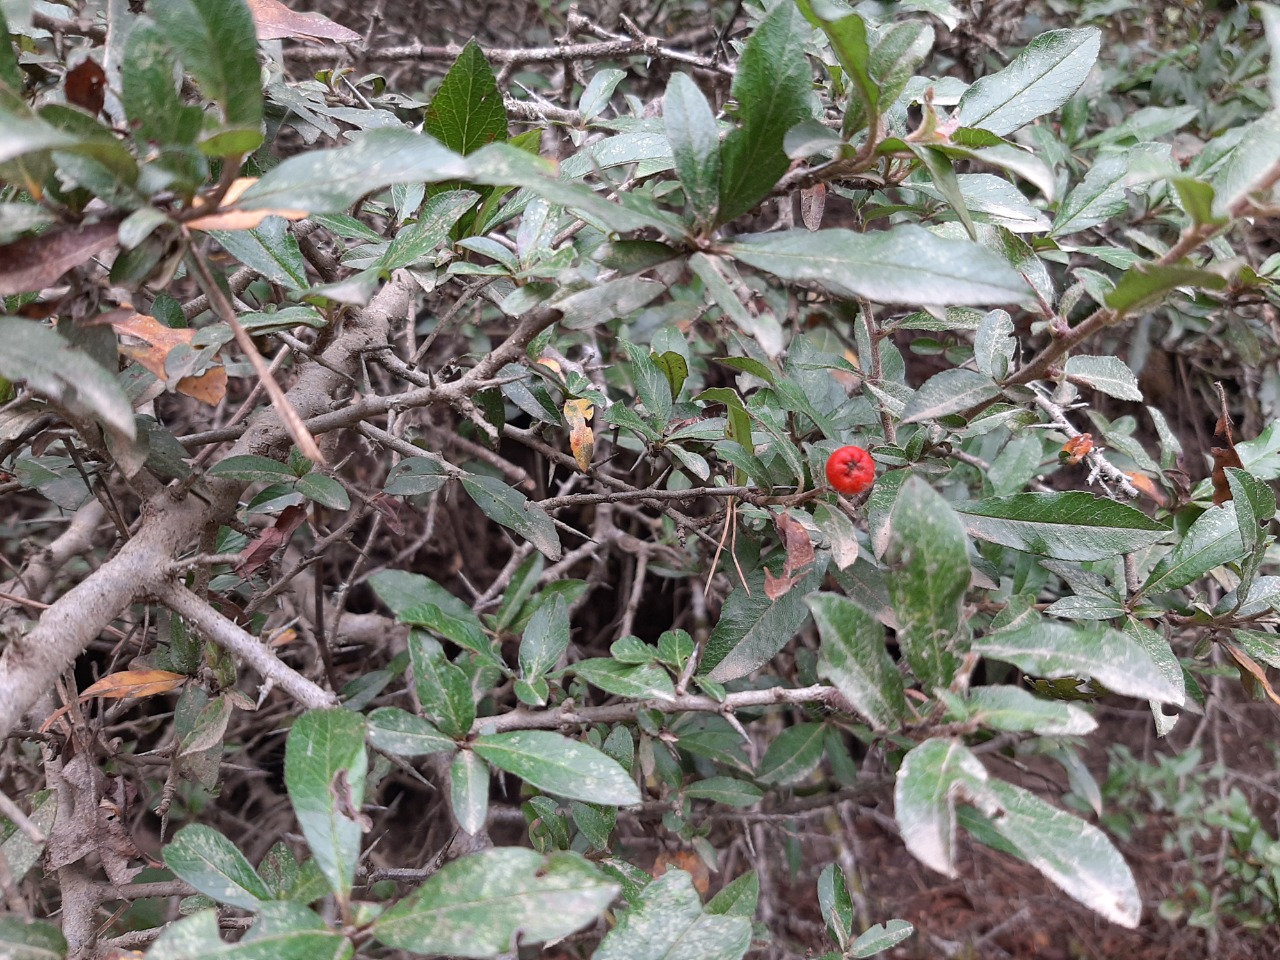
564, 398, 594, 473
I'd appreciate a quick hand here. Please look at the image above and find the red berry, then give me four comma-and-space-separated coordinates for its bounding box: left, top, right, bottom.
825, 445, 875, 495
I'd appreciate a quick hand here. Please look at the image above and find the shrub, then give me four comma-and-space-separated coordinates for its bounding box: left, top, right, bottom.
1, 0, 1278, 957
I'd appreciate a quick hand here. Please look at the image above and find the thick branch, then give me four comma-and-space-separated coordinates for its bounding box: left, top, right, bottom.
0, 275, 415, 739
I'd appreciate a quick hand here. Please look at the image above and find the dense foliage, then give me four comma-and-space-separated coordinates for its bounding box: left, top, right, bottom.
1, 0, 1279, 957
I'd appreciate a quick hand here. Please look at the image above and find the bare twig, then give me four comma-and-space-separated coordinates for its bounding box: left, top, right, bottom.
471, 683, 839, 734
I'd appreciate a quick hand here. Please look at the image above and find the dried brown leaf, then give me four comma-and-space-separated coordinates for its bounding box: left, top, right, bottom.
0, 219, 121, 296
80, 669, 187, 700
248, 0, 361, 42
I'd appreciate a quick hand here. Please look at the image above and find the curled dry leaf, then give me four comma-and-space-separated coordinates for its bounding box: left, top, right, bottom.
564, 397, 595, 472
247, 0, 361, 42
108, 312, 228, 405
1211, 382, 1243, 506
800, 182, 826, 231
187, 177, 308, 231
764, 511, 816, 600
1059, 433, 1094, 465
1124, 472, 1167, 507
1223, 642, 1280, 710
80, 669, 187, 700
652, 848, 710, 896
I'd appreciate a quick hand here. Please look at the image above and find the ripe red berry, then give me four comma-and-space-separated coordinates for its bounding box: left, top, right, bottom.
825, 445, 875, 495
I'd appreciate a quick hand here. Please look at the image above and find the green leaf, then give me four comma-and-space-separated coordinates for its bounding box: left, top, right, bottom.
1052, 154, 1133, 239
974, 778, 1140, 927
901, 368, 1001, 423
236, 128, 470, 215
378, 189, 479, 271
284, 708, 368, 903
757, 722, 827, 785
143, 910, 225, 959
450, 750, 490, 836
366, 706, 457, 757
374, 849, 618, 956
122, 22, 203, 148
1049, 142, 1175, 237
383, 456, 451, 496
423, 40, 507, 155
850, 920, 914, 958
162, 824, 272, 910
1124, 618, 1185, 734
817, 863, 854, 949
555, 275, 668, 331
1063, 355, 1143, 400
702, 557, 827, 683
1212, 109, 1280, 218
684, 776, 764, 808
807, 592, 904, 730
885, 477, 969, 690
152, 0, 263, 133
664, 73, 721, 226
621, 339, 673, 426
705, 870, 759, 918
955, 28, 1100, 136
572, 658, 677, 701
0, 108, 79, 164
797, 3, 876, 130
578, 68, 626, 120
400, 600, 499, 662
956, 686, 1097, 735
894, 738, 994, 878
0, 917, 67, 960
460, 473, 562, 560
472, 730, 641, 806
207, 454, 296, 484
972, 309, 1016, 381
1139, 502, 1247, 597
955, 492, 1169, 561
595, 869, 752, 960
717, 1, 812, 224
1226, 467, 1276, 548
652, 351, 690, 403
0, 318, 135, 439
570, 799, 616, 850
727, 226, 1030, 306
1043, 593, 1125, 621
1103, 261, 1230, 317
208, 216, 306, 285
814, 502, 861, 570
972, 621, 1181, 702
0, 790, 56, 882
295, 473, 349, 511
408, 632, 476, 738
519, 594, 569, 682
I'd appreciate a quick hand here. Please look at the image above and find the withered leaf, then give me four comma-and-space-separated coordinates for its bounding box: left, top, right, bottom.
247, 0, 361, 43
65, 57, 106, 115
80, 669, 187, 700
0, 219, 122, 296
236, 503, 307, 578
1211, 382, 1243, 506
